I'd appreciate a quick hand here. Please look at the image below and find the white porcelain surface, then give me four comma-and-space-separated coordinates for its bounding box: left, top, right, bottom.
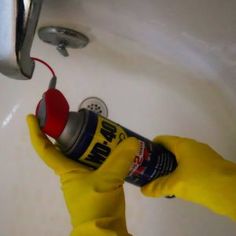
0, 1, 236, 235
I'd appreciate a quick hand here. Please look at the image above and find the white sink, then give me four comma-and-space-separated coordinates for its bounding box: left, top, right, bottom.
0, 1, 236, 235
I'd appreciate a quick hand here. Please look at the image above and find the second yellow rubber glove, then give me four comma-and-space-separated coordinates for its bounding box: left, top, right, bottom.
142, 136, 236, 221
27, 115, 140, 236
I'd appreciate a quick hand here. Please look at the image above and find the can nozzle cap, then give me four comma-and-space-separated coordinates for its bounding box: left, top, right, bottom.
36, 89, 69, 139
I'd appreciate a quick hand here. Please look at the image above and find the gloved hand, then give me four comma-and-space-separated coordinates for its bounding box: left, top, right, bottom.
141, 136, 236, 221
27, 115, 140, 236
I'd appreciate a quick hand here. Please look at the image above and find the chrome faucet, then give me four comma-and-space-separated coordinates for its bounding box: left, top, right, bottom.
0, 0, 43, 80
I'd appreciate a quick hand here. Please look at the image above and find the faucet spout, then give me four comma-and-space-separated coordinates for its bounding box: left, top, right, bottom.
0, 0, 43, 80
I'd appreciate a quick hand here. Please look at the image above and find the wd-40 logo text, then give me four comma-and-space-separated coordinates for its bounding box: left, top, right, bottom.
85, 121, 118, 164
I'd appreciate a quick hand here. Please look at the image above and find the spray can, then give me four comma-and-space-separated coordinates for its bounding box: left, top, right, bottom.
36, 89, 177, 186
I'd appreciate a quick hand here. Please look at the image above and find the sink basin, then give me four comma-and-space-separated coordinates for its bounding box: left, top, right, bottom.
0, 1, 236, 235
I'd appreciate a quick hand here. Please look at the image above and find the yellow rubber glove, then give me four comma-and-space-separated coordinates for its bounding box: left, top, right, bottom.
27, 115, 140, 236
141, 136, 236, 221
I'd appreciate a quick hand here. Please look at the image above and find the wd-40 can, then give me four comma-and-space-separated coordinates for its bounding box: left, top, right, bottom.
36, 89, 177, 186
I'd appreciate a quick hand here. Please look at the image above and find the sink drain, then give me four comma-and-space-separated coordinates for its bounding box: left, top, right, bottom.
79, 97, 108, 117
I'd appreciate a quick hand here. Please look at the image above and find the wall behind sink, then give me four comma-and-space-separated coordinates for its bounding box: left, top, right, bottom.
1, 1, 236, 235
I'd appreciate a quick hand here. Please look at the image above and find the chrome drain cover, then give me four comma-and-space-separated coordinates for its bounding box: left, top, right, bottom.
79, 97, 108, 117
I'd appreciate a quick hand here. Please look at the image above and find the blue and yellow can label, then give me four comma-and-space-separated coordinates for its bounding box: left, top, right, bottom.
68, 110, 177, 186
79, 116, 128, 168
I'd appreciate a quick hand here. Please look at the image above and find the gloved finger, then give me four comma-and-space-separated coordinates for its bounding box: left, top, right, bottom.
98, 137, 140, 180
141, 173, 177, 198
27, 115, 90, 175
153, 135, 185, 161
